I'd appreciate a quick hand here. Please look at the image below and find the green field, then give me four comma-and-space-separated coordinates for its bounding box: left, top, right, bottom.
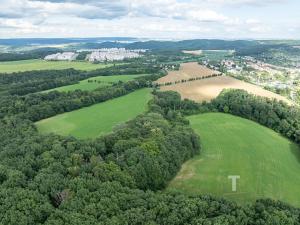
36, 88, 152, 139
168, 113, 300, 206
43, 74, 149, 92
202, 50, 233, 61
0, 59, 112, 73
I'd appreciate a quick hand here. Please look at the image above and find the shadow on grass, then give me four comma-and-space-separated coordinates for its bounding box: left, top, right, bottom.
289, 142, 300, 164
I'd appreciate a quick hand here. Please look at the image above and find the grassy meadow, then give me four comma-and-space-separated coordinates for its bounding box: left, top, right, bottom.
0, 59, 112, 73
36, 88, 152, 139
168, 113, 300, 207
44, 74, 149, 92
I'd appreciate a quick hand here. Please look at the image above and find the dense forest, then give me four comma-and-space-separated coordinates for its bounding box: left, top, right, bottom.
1, 63, 300, 224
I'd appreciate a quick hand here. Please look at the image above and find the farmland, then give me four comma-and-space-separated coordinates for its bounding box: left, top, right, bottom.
36, 88, 152, 139
43, 74, 148, 92
156, 62, 221, 84
0, 59, 112, 73
160, 74, 292, 104
168, 113, 300, 206
182, 50, 202, 55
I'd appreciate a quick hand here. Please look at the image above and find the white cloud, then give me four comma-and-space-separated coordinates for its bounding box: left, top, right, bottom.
0, 0, 297, 39
203, 0, 285, 6
246, 19, 261, 24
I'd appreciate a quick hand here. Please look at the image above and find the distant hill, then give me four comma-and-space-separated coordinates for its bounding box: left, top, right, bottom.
0, 37, 139, 46
90, 39, 259, 51
0, 47, 63, 62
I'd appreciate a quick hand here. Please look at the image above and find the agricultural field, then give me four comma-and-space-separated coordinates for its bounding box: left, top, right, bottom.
182, 50, 202, 55
43, 74, 148, 92
201, 50, 234, 61
156, 62, 220, 84
182, 49, 234, 60
36, 88, 152, 139
160, 75, 292, 104
0, 59, 112, 73
168, 113, 300, 206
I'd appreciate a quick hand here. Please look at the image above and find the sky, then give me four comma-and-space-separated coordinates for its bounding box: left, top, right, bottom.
0, 0, 299, 39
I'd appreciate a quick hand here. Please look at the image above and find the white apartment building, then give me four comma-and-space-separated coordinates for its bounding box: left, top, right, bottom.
44, 52, 78, 61
86, 48, 144, 62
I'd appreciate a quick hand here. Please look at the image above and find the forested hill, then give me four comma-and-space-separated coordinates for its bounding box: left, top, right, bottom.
81, 39, 300, 57
82, 39, 259, 51
0, 48, 62, 62
1, 39, 296, 61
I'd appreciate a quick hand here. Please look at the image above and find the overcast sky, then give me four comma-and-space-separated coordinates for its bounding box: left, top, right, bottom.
0, 0, 299, 39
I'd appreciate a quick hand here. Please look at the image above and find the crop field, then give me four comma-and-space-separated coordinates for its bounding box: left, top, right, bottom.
168, 113, 300, 206
36, 88, 152, 139
182, 50, 234, 60
160, 75, 292, 104
0, 59, 112, 73
202, 50, 234, 61
44, 74, 149, 92
156, 62, 220, 84
182, 50, 203, 55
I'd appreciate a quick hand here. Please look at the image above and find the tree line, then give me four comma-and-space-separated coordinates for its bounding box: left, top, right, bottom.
153, 88, 300, 152
0, 73, 163, 122
0, 48, 62, 62
0, 63, 161, 95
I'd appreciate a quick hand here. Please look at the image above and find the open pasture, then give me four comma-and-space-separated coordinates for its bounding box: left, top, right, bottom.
0, 59, 112, 73
168, 113, 300, 206
36, 88, 152, 139
44, 74, 148, 92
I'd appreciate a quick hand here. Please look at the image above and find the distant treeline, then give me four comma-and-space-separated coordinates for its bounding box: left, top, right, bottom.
81, 39, 260, 51
235, 43, 300, 56
0, 48, 62, 62
2, 39, 296, 62
82, 39, 300, 58
0, 63, 161, 95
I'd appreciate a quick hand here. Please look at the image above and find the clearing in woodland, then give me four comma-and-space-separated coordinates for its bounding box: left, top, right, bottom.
43, 74, 149, 92
36, 88, 152, 139
168, 113, 300, 207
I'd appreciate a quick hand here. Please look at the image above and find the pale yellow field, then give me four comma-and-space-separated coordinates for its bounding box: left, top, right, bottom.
160, 76, 292, 104
156, 62, 220, 84
182, 50, 203, 55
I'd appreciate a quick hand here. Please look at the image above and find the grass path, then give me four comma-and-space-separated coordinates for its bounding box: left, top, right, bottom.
36, 88, 152, 139
168, 113, 300, 206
